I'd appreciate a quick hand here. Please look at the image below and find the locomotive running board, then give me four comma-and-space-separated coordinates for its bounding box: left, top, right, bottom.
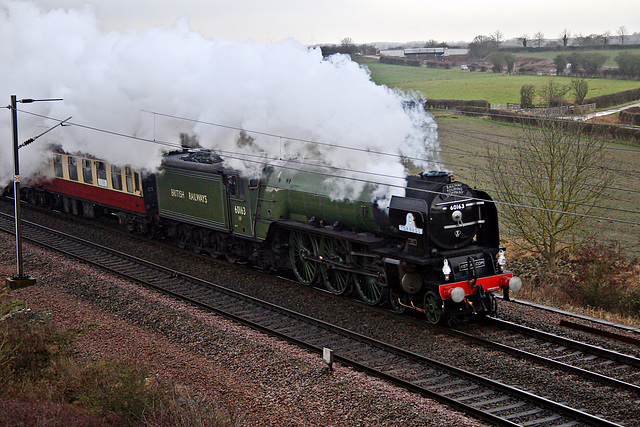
276, 220, 386, 247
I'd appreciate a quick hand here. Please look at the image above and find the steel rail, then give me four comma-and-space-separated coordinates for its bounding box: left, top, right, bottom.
0, 212, 624, 426
446, 325, 640, 394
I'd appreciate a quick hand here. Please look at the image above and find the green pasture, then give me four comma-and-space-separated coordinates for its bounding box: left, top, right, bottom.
514, 48, 640, 67
433, 113, 640, 255
360, 59, 640, 104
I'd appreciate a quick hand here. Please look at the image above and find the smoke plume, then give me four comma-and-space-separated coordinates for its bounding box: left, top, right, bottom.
0, 1, 441, 206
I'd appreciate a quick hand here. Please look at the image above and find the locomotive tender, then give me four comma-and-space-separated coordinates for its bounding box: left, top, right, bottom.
21, 147, 521, 324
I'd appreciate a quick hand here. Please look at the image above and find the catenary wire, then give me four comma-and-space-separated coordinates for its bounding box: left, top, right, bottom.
11, 107, 640, 227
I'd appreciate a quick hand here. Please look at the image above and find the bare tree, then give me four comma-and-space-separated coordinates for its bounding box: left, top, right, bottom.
559, 29, 571, 47
571, 79, 589, 104
582, 53, 608, 75
341, 37, 354, 49
538, 80, 570, 106
601, 30, 612, 45
534, 31, 545, 48
617, 26, 628, 44
493, 30, 504, 48
574, 33, 586, 46
341, 37, 354, 47
487, 120, 615, 270
520, 34, 529, 48
468, 34, 496, 57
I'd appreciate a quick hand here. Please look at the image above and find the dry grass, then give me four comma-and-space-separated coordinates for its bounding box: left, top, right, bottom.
0, 295, 233, 427
505, 238, 640, 328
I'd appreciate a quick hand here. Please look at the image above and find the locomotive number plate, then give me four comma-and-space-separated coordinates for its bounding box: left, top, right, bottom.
458, 259, 485, 271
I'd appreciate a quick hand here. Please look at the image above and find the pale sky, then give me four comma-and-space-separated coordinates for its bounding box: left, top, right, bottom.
33, 0, 639, 45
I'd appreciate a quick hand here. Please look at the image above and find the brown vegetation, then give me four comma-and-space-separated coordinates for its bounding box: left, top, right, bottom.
0, 298, 229, 427
509, 241, 640, 326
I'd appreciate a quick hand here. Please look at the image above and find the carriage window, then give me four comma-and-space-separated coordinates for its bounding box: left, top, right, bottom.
82, 159, 93, 184
124, 166, 133, 193
111, 165, 123, 190
96, 161, 108, 187
134, 171, 141, 192
53, 154, 64, 178
67, 156, 78, 181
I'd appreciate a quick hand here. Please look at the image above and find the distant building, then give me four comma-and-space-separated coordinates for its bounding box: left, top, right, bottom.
378, 47, 468, 57
404, 47, 446, 55
404, 47, 468, 57
377, 49, 405, 57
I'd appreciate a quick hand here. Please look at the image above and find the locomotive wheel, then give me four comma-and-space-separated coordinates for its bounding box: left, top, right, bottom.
209, 233, 224, 258
482, 293, 498, 317
355, 276, 386, 306
192, 228, 207, 254
319, 237, 352, 295
289, 231, 319, 286
176, 225, 190, 249
423, 291, 443, 324
389, 288, 410, 314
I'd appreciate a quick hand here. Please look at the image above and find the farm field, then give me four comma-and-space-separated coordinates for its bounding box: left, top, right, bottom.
358, 57, 640, 104
514, 48, 640, 67
431, 113, 640, 257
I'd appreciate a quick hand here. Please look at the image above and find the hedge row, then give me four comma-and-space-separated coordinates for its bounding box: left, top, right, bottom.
583, 87, 640, 109
425, 99, 490, 110
620, 107, 640, 126
450, 106, 640, 144
378, 56, 421, 67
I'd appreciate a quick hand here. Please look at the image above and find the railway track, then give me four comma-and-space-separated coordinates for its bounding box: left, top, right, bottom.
496, 295, 640, 335
0, 211, 627, 426
448, 318, 640, 394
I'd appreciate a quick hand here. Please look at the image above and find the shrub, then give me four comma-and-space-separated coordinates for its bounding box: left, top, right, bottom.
554, 55, 568, 75
0, 296, 231, 426
620, 107, 640, 126
615, 51, 640, 77
520, 84, 535, 108
425, 99, 489, 110
583, 87, 640, 109
0, 309, 72, 394
72, 360, 161, 423
0, 399, 104, 427
564, 242, 640, 314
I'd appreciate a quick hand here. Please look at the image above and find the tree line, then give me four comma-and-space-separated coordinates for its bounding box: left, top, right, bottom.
485, 50, 640, 78
471, 27, 633, 52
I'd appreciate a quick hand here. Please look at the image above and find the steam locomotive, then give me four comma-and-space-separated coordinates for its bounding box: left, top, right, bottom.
18, 147, 521, 324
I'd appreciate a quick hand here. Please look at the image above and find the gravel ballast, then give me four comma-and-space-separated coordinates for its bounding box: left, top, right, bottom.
3, 202, 640, 425
0, 232, 486, 426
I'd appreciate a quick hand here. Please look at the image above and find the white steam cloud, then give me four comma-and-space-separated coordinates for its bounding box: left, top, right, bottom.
0, 1, 441, 206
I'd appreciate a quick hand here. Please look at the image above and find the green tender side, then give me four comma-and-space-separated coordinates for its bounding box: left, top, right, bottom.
156, 166, 230, 231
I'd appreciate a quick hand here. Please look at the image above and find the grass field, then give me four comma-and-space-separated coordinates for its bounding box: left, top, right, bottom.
514, 48, 640, 67
431, 112, 640, 255
358, 57, 640, 104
